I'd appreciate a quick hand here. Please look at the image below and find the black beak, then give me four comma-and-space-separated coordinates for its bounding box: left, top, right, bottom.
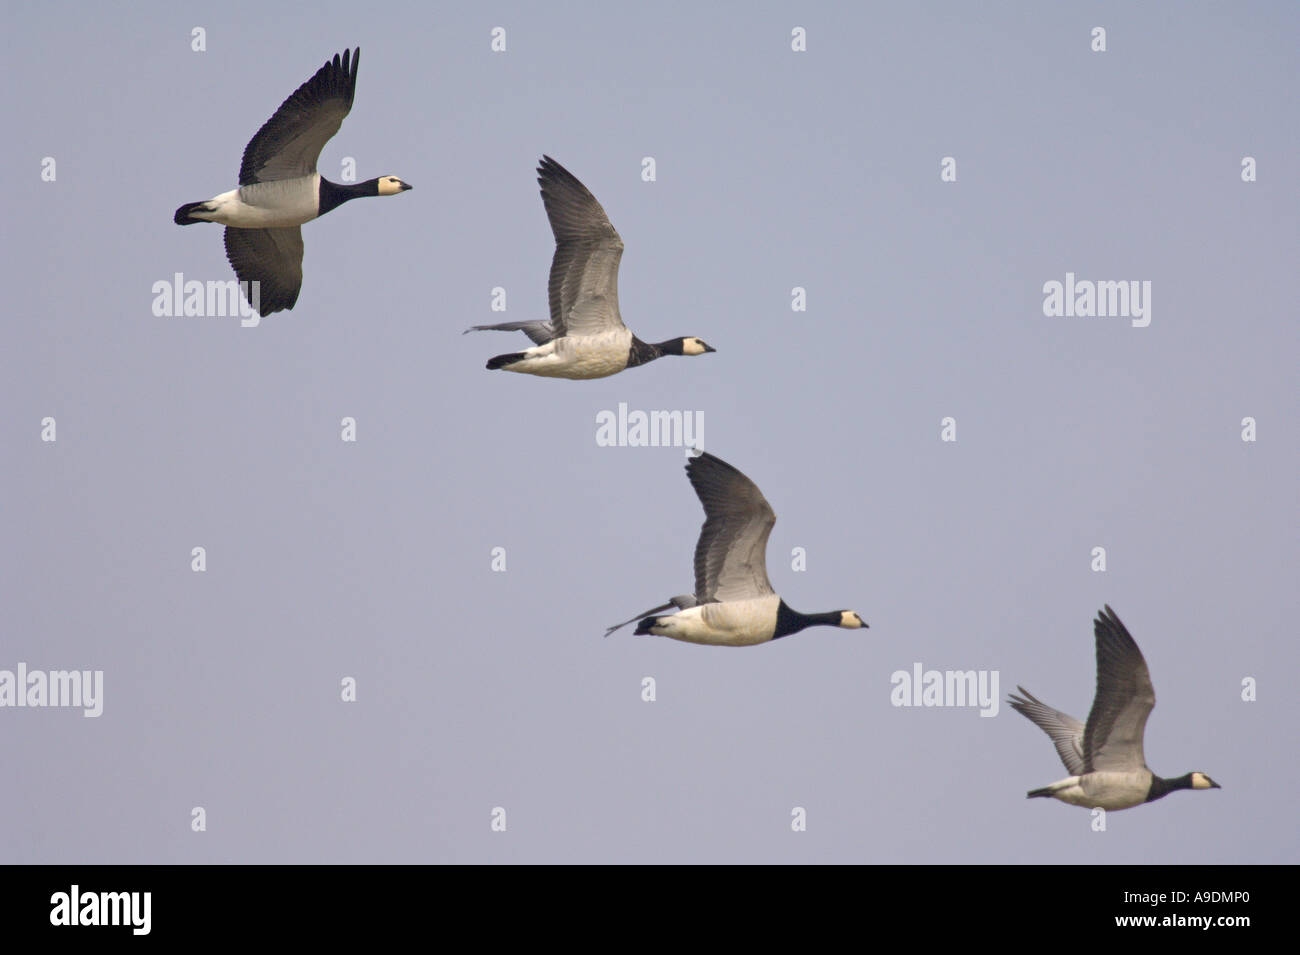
704, 344, 717, 353
400, 182, 413, 191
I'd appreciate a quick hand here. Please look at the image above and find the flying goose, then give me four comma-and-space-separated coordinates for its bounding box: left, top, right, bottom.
605, 451, 867, 646
465, 156, 715, 378
173, 48, 412, 316
1009, 605, 1221, 811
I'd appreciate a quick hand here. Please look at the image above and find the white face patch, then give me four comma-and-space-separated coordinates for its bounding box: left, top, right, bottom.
683, 338, 709, 356
839, 611, 866, 629
378, 176, 407, 196
1191, 772, 1215, 790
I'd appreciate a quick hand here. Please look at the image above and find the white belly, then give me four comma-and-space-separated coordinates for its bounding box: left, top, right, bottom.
504, 328, 632, 379
1044, 771, 1152, 811
649, 596, 781, 647
200, 177, 321, 228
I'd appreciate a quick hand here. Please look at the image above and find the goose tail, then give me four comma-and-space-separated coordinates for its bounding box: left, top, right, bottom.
633, 616, 660, 636
486, 351, 527, 371
173, 201, 212, 225
611, 596, 696, 638
605, 601, 676, 638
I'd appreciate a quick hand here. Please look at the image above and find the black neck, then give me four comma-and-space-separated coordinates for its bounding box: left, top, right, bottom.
773, 601, 842, 640
318, 177, 381, 216
1145, 772, 1194, 803
626, 336, 664, 368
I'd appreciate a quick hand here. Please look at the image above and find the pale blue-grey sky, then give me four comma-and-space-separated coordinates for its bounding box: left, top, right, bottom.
1, 1, 1296, 863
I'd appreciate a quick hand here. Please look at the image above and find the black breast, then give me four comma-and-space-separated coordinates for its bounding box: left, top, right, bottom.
625, 336, 663, 369
1144, 774, 1178, 803
772, 601, 803, 640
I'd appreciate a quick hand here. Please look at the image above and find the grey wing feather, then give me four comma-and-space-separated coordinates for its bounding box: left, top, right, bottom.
604, 595, 697, 637
537, 156, 625, 338
1008, 686, 1087, 776
223, 226, 304, 316
1083, 605, 1155, 772
685, 452, 776, 603
462, 320, 557, 345
239, 49, 359, 185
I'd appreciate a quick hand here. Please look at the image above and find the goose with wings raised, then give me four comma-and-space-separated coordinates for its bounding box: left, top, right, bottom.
466, 156, 715, 378
1009, 605, 1221, 811
605, 451, 867, 646
174, 48, 412, 316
